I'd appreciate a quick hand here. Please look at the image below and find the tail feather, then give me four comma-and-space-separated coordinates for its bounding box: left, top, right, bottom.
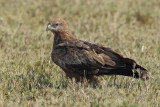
98, 58, 149, 80
124, 58, 149, 80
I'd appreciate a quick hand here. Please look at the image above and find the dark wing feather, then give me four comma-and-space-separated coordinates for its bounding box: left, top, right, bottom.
83, 41, 126, 67
54, 40, 125, 75
54, 41, 104, 75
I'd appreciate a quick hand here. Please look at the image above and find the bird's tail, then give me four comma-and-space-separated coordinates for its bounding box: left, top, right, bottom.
98, 58, 149, 80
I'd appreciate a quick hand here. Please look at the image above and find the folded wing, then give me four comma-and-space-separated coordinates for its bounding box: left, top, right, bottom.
54, 40, 129, 75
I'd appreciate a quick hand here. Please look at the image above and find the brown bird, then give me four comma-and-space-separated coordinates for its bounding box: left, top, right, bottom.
46, 18, 149, 82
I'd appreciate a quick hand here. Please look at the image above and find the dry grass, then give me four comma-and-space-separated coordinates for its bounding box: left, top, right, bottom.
0, 0, 160, 106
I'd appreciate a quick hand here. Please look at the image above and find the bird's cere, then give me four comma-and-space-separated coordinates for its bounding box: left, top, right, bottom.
46, 24, 52, 31
48, 24, 52, 28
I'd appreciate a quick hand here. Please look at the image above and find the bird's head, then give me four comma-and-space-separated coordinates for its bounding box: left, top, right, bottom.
46, 18, 69, 33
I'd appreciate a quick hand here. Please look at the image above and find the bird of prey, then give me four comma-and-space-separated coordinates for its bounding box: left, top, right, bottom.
46, 18, 149, 82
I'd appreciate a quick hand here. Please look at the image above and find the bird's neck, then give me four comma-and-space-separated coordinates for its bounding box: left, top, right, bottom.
52, 31, 75, 49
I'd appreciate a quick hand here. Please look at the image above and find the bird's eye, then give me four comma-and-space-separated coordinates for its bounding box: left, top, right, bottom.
55, 23, 58, 26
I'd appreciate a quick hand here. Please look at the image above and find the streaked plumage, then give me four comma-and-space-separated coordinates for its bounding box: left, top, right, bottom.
46, 18, 149, 82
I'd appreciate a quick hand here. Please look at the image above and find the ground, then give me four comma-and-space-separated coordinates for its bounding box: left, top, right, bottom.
0, 0, 160, 106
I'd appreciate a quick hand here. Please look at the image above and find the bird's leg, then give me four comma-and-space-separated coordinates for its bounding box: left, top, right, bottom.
114, 75, 117, 86
83, 70, 88, 82
63, 70, 83, 82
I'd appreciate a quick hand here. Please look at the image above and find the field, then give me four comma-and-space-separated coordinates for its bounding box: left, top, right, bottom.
0, 0, 160, 106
